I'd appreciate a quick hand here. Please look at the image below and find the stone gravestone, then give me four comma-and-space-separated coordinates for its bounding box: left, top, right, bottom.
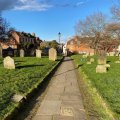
87, 61, 91, 64
97, 50, 106, 65
11, 94, 24, 103
49, 48, 57, 61
0, 45, 2, 57
96, 65, 106, 73
3, 56, 15, 69
96, 50, 107, 73
20, 49, 24, 57
36, 49, 41, 58
83, 54, 88, 58
90, 52, 94, 56
90, 58, 95, 63
115, 56, 120, 63
109, 52, 115, 56
107, 53, 110, 56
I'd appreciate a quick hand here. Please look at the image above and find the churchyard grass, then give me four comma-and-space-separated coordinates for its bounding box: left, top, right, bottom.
72, 55, 120, 120
0, 56, 62, 119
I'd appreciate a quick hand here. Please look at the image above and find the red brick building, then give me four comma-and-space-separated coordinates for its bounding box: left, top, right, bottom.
0, 31, 42, 50
66, 36, 94, 54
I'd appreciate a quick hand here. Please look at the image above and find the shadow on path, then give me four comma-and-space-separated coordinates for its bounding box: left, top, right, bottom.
53, 64, 83, 77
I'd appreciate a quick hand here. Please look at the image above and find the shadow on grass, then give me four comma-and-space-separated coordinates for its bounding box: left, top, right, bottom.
16, 64, 44, 69
107, 61, 111, 63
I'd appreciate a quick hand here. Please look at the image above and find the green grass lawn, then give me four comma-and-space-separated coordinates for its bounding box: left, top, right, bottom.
72, 55, 120, 120
0, 56, 62, 119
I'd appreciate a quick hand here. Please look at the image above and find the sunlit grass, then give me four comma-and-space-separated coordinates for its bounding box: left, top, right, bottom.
72, 55, 120, 120
0, 56, 62, 119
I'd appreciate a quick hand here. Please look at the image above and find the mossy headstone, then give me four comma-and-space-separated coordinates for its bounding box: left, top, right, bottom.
96, 50, 107, 73
36, 49, 41, 58
20, 49, 24, 57
3, 56, 15, 69
49, 48, 57, 61
97, 50, 106, 65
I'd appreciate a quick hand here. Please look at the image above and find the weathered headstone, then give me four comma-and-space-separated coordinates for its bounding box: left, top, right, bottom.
3, 56, 15, 69
98, 58, 106, 65
96, 65, 107, 73
97, 50, 106, 65
87, 61, 91, 64
105, 64, 110, 68
36, 49, 41, 58
115, 61, 120, 63
11, 94, 25, 102
96, 50, 107, 73
90, 58, 95, 63
83, 54, 88, 58
0, 45, 2, 57
49, 48, 57, 61
90, 52, 94, 56
109, 52, 115, 56
20, 49, 24, 57
107, 53, 110, 56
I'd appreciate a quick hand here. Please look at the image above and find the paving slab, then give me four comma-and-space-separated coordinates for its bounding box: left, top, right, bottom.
36, 100, 61, 115
53, 115, 74, 120
33, 115, 52, 120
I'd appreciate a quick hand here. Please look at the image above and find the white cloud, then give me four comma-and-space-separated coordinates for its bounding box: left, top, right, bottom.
76, 2, 85, 6
75, 0, 89, 7
0, 0, 52, 12
14, 0, 52, 11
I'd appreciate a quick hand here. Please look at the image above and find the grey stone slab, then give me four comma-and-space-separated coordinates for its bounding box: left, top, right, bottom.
33, 115, 52, 120
52, 82, 65, 88
61, 100, 85, 110
36, 100, 61, 115
48, 87, 64, 95
64, 86, 80, 94
44, 94, 61, 101
73, 107, 87, 120
53, 115, 74, 120
61, 94, 81, 101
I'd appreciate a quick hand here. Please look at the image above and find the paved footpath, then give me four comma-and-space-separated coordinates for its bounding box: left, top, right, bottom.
32, 57, 87, 120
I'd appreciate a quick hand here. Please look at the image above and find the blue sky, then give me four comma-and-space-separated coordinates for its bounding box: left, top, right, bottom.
1, 0, 116, 42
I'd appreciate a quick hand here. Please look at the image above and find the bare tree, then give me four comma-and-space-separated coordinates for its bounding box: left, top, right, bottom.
75, 12, 106, 36
75, 12, 107, 53
105, 22, 120, 39
0, 14, 10, 40
111, 0, 120, 20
